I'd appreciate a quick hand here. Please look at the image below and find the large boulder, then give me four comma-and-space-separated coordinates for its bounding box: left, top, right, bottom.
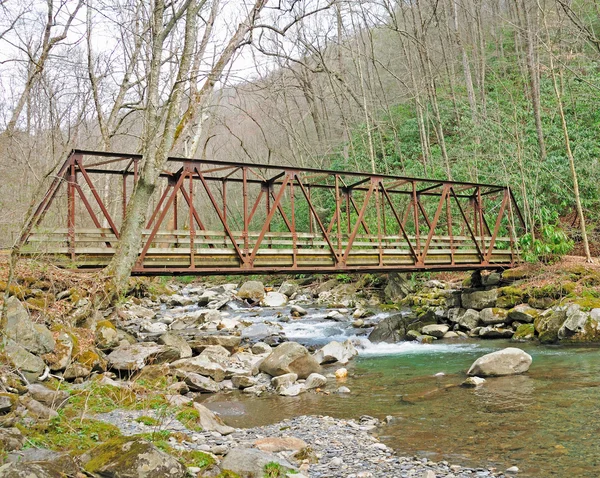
95, 320, 119, 350
421, 324, 449, 338
480, 308, 509, 325
220, 448, 296, 478
188, 335, 241, 353
259, 342, 321, 379
5, 297, 55, 355
43, 331, 74, 371
558, 305, 590, 340
449, 308, 480, 330
368, 312, 432, 343
0, 462, 69, 477
478, 326, 514, 339
278, 281, 298, 297
83, 436, 186, 477
313, 340, 358, 365
534, 308, 567, 344
171, 356, 226, 382
508, 305, 540, 323
238, 281, 265, 301
107, 343, 180, 372
461, 289, 497, 310
467, 347, 532, 376
157, 333, 192, 359
384, 273, 413, 302
260, 292, 288, 307
4, 339, 45, 382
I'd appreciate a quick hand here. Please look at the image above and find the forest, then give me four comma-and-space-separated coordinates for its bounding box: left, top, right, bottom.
1, 0, 599, 274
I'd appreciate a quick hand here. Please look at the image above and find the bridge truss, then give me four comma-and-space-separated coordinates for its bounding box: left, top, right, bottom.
19, 150, 525, 275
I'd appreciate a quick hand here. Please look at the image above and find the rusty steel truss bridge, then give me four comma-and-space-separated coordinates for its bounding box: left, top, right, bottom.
18, 150, 525, 275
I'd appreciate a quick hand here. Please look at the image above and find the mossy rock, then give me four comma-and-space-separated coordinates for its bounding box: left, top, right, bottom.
528, 297, 556, 309
501, 268, 531, 282
527, 282, 576, 300
497, 286, 526, 308
565, 317, 600, 343
534, 309, 567, 344
83, 436, 186, 477
567, 297, 600, 311
512, 323, 536, 341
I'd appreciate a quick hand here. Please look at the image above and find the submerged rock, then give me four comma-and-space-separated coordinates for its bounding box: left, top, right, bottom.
467, 347, 532, 376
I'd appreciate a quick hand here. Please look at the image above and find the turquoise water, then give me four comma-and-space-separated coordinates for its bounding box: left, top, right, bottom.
203, 340, 600, 477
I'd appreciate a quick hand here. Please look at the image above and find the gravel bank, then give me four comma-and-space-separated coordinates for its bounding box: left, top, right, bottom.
93, 409, 512, 477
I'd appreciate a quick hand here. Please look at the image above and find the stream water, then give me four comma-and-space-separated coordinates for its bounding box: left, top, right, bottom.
196, 303, 600, 477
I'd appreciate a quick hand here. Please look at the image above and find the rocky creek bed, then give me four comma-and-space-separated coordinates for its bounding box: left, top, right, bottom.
1, 261, 600, 476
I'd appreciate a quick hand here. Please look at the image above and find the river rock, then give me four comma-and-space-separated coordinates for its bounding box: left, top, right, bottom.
231, 375, 257, 389
558, 305, 589, 340
0, 462, 69, 477
0, 428, 24, 451
94, 320, 119, 350
326, 310, 345, 321
238, 281, 265, 301
170, 309, 220, 330
313, 340, 358, 365
462, 376, 486, 387
384, 272, 413, 302
5, 297, 55, 355
63, 363, 92, 380
480, 308, 509, 325
192, 402, 235, 435
261, 292, 288, 307
304, 373, 327, 390
290, 305, 307, 316
184, 373, 220, 393
4, 339, 45, 382
272, 373, 298, 390
443, 331, 460, 339
368, 313, 431, 343
461, 289, 497, 310
157, 333, 192, 358
254, 437, 307, 453
83, 436, 186, 477
508, 304, 540, 323
241, 323, 280, 341
221, 448, 296, 477
450, 308, 480, 330
26, 384, 69, 409
20, 396, 58, 419
251, 342, 272, 355
107, 343, 180, 372
279, 383, 305, 396
42, 331, 74, 371
188, 335, 241, 353
467, 347, 532, 376
479, 326, 514, 338
534, 308, 567, 344
259, 342, 321, 379
171, 356, 226, 382
421, 324, 449, 338
278, 281, 299, 297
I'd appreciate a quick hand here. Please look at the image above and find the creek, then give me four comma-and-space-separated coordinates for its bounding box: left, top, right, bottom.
191, 303, 600, 477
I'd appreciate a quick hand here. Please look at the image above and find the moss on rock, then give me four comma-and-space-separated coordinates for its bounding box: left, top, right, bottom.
512, 324, 536, 341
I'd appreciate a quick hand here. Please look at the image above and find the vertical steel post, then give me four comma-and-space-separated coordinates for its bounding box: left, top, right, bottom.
67, 156, 77, 261
242, 167, 249, 257
189, 172, 195, 268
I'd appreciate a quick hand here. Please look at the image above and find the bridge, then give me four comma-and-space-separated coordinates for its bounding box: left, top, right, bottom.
18, 150, 525, 275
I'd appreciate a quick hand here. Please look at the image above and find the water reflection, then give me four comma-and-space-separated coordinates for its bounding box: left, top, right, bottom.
201, 341, 600, 477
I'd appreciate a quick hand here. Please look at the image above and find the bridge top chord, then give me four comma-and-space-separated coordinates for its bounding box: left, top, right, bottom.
19, 149, 525, 275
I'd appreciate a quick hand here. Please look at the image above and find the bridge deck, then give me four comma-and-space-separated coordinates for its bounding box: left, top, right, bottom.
18, 150, 525, 275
